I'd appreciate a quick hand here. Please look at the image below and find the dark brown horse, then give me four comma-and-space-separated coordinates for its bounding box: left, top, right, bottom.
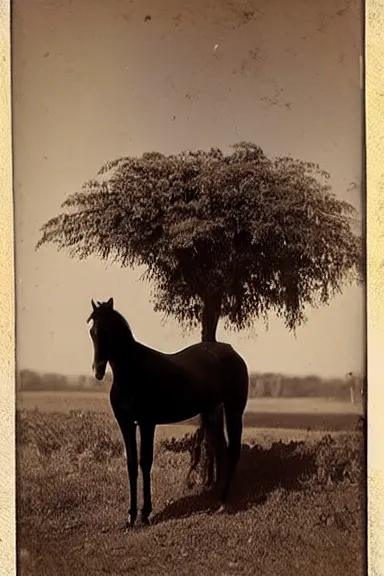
87, 298, 249, 527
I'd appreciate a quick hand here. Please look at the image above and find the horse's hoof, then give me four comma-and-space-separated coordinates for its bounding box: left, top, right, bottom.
124, 515, 137, 531
141, 515, 151, 527
216, 504, 226, 514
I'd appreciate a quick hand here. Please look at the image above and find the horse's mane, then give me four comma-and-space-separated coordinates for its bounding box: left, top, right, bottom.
110, 308, 134, 340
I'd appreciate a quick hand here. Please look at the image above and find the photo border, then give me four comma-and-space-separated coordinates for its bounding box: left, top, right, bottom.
366, 1, 384, 574
0, 0, 15, 575
0, 1, 381, 574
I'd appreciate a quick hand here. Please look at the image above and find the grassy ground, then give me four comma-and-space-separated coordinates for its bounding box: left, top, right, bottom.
17, 407, 365, 576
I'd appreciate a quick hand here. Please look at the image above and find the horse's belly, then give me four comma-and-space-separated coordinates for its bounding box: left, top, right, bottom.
154, 404, 201, 425
136, 398, 201, 425
136, 390, 217, 425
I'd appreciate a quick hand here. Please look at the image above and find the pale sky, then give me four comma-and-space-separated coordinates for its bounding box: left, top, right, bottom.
12, 0, 364, 378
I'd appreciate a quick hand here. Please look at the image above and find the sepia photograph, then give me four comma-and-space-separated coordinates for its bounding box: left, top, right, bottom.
12, 0, 365, 574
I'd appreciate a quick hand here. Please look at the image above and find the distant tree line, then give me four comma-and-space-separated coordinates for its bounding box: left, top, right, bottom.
17, 369, 112, 393
18, 368, 362, 402
249, 372, 364, 401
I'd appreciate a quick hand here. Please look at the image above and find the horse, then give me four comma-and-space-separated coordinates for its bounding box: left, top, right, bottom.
87, 298, 249, 527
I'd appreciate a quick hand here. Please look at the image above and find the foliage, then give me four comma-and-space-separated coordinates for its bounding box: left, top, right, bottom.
36, 142, 362, 339
17, 409, 123, 462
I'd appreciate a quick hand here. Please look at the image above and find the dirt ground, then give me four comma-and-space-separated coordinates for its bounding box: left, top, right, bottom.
16, 407, 365, 576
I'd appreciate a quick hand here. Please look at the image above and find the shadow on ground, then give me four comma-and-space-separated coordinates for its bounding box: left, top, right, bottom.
186, 412, 363, 432
152, 440, 317, 524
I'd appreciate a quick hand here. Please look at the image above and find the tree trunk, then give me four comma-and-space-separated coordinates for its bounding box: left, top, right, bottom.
198, 297, 223, 487
201, 298, 221, 342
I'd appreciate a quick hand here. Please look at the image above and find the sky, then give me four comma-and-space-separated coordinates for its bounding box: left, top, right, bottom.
12, 0, 364, 378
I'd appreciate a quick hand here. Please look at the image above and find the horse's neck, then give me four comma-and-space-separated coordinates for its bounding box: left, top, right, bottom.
108, 337, 143, 387
109, 340, 162, 389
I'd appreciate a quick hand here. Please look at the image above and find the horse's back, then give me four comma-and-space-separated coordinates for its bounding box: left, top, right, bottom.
172, 340, 249, 409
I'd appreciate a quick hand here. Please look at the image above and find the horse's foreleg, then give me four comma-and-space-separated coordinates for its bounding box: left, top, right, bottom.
139, 423, 156, 525
119, 421, 138, 528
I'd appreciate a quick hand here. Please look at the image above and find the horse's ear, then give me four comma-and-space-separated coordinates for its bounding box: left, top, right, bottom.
106, 297, 114, 309
91, 299, 97, 311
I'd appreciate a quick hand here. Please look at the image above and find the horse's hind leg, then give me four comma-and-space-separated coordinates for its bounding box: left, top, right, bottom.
220, 408, 243, 505
208, 406, 227, 490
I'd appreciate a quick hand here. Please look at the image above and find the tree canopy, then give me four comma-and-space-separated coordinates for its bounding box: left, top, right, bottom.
37, 142, 362, 341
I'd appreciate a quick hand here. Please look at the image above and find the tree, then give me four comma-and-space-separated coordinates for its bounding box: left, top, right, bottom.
37, 142, 363, 486
36, 142, 362, 344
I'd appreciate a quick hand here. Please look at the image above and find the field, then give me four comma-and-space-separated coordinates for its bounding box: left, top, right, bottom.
18, 391, 363, 431
17, 392, 365, 576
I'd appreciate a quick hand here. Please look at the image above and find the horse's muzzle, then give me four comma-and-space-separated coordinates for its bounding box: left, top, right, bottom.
93, 362, 106, 381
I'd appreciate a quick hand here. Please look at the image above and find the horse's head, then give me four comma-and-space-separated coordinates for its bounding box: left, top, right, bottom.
87, 297, 114, 381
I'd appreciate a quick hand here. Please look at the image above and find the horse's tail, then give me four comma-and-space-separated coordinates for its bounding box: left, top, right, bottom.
187, 404, 225, 488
